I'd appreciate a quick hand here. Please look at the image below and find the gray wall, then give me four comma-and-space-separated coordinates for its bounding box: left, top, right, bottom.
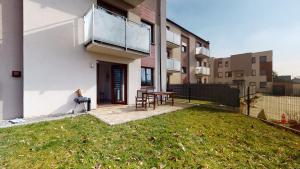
0, 0, 23, 120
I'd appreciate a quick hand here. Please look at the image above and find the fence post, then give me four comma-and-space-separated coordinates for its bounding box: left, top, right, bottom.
188, 85, 191, 103
247, 86, 250, 116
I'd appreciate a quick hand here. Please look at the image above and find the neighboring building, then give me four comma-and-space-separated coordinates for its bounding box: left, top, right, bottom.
273, 76, 300, 96
0, 0, 167, 120
166, 19, 211, 87
212, 50, 273, 93
292, 77, 300, 84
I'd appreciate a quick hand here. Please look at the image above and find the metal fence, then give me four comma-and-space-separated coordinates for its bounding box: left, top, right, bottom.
241, 86, 300, 131
168, 84, 240, 107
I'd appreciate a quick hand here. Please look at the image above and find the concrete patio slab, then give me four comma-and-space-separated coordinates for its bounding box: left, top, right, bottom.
89, 103, 192, 125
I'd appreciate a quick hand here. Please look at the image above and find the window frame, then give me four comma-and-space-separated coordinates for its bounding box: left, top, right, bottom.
225, 71, 232, 78
141, 67, 154, 87
218, 60, 223, 68
218, 72, 223, 78
181, 42, 187, 53
260, 82, 267, 89
252, 69, 256, 76
225, 61, 229, 67
181, 67, 187, 74
260, 56, 267, 63
252, 57, 256, 64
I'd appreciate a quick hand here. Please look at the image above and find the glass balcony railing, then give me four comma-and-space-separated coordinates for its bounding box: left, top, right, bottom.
196, 47, 210, 57
195, 66, 210, 76
167, 58, 181, 72
166, 29, 181, 48
84, 5, 151, 54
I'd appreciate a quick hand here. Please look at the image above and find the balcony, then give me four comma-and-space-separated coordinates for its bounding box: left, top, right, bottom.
166, 29, 181, 49
167, 58, 181, 72
195, 67, 210, 76
84, 6, 151, 59
195, 47, 210, 59
122, 0, 145, 7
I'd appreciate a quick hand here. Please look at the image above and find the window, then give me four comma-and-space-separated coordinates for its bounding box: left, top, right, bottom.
252, 69, 256, 76
260, 69, 267, 76
218, 60, 223, 68
167, 49, 171, 59
218, 72, 223, 78
181, 42, 187, 53
260, 82, 267, 89
236, 72, 244, 77
252, 57, 256, 64
225, 71, 232, 78
203, 62, 207, 67
141, 67, 154, 86
142, 20, 155, 44
225, 61, 229, 67
181, 67, 187, 74
196, 42, 202, 48
260, 56, 267, 63
249, 82, 256, 87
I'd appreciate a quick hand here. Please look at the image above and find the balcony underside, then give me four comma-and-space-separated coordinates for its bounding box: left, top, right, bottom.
123, 0, 145, 7
195, 53, 209, 60
195, 73, 209, 77
167, 69, 181, 73
86, 41, 149, 59
167, 41, 180, 49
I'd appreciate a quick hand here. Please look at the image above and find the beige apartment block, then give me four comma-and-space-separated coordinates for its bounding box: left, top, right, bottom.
166, 19, 211, 87
0, 0, 167, 120
212, 50, 273, 93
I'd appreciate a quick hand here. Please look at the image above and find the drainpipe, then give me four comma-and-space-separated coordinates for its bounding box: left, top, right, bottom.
159, 0, 162, 92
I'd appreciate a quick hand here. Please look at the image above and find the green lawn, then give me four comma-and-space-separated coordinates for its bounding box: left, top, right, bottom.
0, 107, 299, 168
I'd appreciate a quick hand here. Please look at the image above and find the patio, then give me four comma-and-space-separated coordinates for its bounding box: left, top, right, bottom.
89, 103, 192, 125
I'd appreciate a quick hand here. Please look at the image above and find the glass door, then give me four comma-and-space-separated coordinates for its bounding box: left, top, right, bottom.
111, 65, 127, 104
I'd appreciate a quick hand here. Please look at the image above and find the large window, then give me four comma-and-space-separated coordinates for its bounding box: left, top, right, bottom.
225, 71, 232, 78
141, 67, 154, 86
252, 69, 256, 76
260, 56, 267, 63
218, 72, 223, 78
218, 60, 223, 68
181, 42, 187, 53
225, 61, 229, 67
252, 57, 256, 64
260, 82, 267, 89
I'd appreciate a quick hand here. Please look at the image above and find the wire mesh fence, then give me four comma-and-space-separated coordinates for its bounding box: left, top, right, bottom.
241, 86, 300, 131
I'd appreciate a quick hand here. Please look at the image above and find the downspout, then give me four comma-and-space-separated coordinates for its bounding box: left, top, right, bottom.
159, 0, 162, 91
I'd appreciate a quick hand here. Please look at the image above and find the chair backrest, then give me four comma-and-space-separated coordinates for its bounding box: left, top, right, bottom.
137, 90, 144, 98
146, 87, 154, 93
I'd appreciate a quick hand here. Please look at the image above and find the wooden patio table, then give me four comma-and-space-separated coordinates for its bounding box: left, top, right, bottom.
147, 91, 175, 109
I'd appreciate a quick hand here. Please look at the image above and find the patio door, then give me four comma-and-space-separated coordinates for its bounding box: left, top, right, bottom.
111, 65, 127, 104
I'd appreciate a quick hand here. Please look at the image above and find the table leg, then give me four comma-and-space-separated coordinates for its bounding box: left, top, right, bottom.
153, 95, 156, 110
171, 94, 174, 106
160, 95, 163, 105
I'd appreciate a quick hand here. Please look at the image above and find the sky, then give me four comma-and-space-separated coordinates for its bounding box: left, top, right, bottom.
167, 0, 300, 77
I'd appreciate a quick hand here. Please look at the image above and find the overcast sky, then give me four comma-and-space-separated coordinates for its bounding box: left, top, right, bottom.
167, 0, 300, 77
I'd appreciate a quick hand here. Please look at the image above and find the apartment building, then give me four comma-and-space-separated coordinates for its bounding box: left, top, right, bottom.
0, 0, 167, 120
165, 19, 211, 87
212, 50, 273, 92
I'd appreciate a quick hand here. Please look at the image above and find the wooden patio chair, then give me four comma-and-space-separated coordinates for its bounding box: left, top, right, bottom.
136, 90, 147, 110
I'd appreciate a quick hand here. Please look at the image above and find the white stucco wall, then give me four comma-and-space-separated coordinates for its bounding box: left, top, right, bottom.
0, 0, 23, 120
23, 0, 141, 118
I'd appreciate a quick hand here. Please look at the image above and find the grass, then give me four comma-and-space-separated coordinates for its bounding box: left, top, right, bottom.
0, 107, 299, 168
